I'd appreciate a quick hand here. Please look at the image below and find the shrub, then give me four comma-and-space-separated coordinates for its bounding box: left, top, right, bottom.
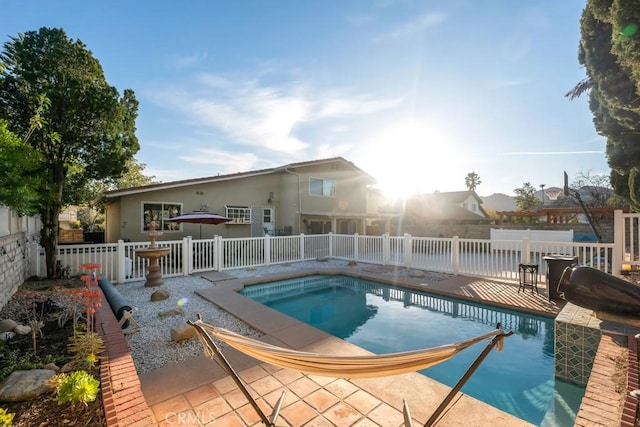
0, 408, 14, 427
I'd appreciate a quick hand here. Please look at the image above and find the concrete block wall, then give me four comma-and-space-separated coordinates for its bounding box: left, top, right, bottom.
0, 233, 28, 311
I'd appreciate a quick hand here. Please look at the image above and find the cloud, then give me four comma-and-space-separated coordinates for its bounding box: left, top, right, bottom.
146, 74, 401, 156
169, 52, 208, 69
375, 12, 446, 42
179, 149, 259, 173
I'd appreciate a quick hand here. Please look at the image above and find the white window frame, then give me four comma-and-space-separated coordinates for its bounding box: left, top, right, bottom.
142, 202, 183, 232
309, 177, 336, 197
225, 205, 252, 224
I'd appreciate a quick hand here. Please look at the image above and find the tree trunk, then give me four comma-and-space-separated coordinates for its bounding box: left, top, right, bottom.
41, 202, 61, 278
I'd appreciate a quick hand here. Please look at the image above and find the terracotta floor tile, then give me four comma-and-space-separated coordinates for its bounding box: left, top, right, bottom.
183, 383, 220, 407
151, 395, 192, 423
193, 395, 233, 421
204, 410, 245, 426
223, 386, 258, 409
351, 418, 383, 427
324, 378, 359, 399
213, 376, 239, 394
344, 389, 382, 415
302, 415, 337, 426
366, 403, 404, 427
249, 374, 285, 396
234, 402, 264, 426
239, 365, 270, 383
305, 388, 340, 413
272, 367, 305, 385
308, 374, 335, 387
263, 388, 298, 409
280, 400, 319, 426
323, 401, 362, 426
288, 376, 322, 398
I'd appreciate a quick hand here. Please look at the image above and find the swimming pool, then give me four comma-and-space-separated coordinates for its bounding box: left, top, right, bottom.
240, 274, 585, 426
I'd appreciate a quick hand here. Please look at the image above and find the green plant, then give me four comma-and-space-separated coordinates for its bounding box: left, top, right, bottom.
67, 330, 104, 371
0, 351, 64, 383
54, 370, 100, 407
0, 407, 14, 427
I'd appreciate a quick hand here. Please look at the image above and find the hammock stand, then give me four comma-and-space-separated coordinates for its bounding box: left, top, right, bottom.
187, 315, 512, 427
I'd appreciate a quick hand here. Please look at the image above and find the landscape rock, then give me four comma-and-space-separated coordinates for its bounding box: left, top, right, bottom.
150, 289, 170, 301
42, 363, 60, 372
170, 323, 197, 342
158, 308, 184, 319
0, 319, 18, 333
0, 331, 15, 341
0, 369, 56, 402
13, 325, 31, 335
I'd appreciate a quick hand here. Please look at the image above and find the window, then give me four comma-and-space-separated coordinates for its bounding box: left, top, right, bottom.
225, 205, 251, 224
471, 204, 477, 212
309, 177, 335, 196
263, 208, 272, 223
142, 202, 182, 231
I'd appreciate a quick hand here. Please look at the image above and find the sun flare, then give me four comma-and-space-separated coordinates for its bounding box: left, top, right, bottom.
359, 121, 464, 200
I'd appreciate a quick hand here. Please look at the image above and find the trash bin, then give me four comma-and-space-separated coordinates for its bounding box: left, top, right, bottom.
543, 255, 578, 300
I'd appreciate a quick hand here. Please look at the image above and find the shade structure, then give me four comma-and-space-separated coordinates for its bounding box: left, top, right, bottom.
168, 211, 231, 238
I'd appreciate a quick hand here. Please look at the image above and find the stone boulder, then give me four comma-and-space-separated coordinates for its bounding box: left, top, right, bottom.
170, 323, 197, 342
151, 289, 170, 301
0, 369, 56, 402
13, 325, 31, 335
0, 319, 18, 333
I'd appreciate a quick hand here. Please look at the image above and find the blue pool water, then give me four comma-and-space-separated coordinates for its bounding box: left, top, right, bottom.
240, 275, 585, 426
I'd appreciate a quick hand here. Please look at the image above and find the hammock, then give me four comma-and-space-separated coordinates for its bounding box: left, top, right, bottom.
190, 319, 506, 378
187, 315, 512, 427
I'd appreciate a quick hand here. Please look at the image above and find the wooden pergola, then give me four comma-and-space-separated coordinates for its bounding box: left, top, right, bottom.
495, 207, 628, 225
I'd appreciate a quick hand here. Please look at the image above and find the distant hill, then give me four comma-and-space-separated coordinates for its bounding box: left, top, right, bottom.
481, 193, 516, 212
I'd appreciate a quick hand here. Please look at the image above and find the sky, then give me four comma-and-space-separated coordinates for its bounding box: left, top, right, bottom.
2, 1, 607, 197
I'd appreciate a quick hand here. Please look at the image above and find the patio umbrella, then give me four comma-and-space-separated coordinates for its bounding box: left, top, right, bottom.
168, 211, 231, 239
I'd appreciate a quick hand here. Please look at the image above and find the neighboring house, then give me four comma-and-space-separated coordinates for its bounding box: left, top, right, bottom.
403, 190, 490, 226
100, 157, 397, 243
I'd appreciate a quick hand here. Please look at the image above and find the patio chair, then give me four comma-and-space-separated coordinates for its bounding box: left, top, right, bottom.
187, 315, 512, 427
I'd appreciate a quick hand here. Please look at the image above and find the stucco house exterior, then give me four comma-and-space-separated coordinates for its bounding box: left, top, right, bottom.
100, 157, 396, 243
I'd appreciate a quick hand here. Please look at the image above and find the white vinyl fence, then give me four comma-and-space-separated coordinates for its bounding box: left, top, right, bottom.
35, 232, 615, 284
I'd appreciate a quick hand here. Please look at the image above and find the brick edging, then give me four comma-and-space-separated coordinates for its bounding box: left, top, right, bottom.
622, 335, 639, 427
96, 288, 155, 426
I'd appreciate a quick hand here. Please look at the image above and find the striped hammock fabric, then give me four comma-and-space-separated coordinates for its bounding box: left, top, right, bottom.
190, 320, 506, 378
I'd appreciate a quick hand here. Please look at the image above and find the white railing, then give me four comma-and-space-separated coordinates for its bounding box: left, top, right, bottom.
37, 231, 616, 284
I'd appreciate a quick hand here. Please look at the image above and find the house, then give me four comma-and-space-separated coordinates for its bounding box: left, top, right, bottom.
403, 190, 490, 226
100, 157, 397, 243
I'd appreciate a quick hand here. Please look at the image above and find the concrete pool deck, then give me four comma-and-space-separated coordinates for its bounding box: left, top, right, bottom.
139, 261, 567, 426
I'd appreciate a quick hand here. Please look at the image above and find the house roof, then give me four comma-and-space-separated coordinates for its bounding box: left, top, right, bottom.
101, 157, 375, 200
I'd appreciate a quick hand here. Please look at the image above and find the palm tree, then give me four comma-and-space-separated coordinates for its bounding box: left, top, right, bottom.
464, 172, 482, 192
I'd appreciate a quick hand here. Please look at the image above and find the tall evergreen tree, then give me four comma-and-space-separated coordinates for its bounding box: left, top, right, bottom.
568, 1, 640, 210
0, 27, 139, 277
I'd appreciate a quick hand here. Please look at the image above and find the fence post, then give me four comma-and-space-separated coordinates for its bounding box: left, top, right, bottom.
522, 238, 531, 264
613, 209, 624, 277
383, 233, 390, 265
300, 233, 305, 260
354, 233, 359, 261
30, 241, 40, 277
404, 234, 413, 267
265, 234, 271, 265
183, 237, 191, 275
452, 236, 460, 275
117, 239, 125, 283
328, 232, 333, 258
215, 236, 224, 271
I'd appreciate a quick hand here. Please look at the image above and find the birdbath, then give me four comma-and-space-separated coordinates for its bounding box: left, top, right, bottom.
135, 221, 170, 287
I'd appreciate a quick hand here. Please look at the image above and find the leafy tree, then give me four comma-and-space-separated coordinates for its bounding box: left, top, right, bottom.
0, 120, 43, 214
514, 182, 540, 223
567, 1, 640, 210
571, 169, 621, 208
0, 27, 139, 277
464, 172, 482, 192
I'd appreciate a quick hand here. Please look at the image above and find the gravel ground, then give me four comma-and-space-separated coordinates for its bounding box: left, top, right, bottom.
117, 275, 261, 374
118, 260, 453, 374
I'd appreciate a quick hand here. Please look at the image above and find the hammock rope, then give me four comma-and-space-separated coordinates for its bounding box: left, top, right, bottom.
190, 318, 506, 378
